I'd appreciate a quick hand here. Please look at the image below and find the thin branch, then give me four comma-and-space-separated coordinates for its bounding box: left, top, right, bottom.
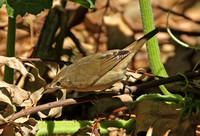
129, 71, 200, 93
67, 31, 87, 56
18, 57, 72, 65
10, 93, 116, 121
10, 71, 200, 121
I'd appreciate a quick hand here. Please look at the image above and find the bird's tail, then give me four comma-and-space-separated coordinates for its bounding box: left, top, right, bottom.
123, 28, 159, 53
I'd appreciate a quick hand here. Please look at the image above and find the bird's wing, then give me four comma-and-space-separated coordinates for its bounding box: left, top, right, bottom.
92, 50, 130, 83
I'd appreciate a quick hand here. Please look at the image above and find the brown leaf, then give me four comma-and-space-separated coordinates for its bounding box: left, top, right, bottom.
0, 56, 35, 82
104, 13, 134, 50
134, 100, 183, 136
1, 123, 15, 136
43, 61, 60, 77
89, 94, 132, 118
0, 81, 30, 106
20, 62, 46, 107
0, 5, 8, 27
169, 115, 200, 136
84, 9, 105, 33
14, 117, 38, 136
0, 116, 7, 126
107, 127, 126, 136
0, 89, 14, 125
20, 62, 66, 118
38, 89, 66, 118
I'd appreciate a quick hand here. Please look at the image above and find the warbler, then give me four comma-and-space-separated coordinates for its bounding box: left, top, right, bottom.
43, 28, 159, 93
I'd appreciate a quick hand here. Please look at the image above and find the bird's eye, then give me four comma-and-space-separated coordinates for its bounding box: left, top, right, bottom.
56, 81, 61, 86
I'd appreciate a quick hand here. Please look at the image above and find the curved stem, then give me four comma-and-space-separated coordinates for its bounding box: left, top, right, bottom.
139, 0, 171, 95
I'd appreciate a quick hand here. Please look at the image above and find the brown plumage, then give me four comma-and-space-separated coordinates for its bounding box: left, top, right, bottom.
43, 28, 159, 93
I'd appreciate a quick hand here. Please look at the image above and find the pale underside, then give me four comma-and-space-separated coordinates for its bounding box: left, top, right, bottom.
48, 28, 158, 92
51, 49, 132, 91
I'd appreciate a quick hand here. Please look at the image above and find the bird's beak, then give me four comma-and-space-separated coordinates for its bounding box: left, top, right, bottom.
42, 85, 57, 95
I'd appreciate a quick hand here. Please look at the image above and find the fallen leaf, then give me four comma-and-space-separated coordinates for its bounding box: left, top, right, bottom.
14, 117, 38, 136
0, 81, 30, 106
169, 115, 199, 136
107, 127, 126, 136
89, 94, 132, 118
20, 62, 46, 107
0, 89, 14, 125
1, 123, 15, 136
134, 100, 183, 136
20, 62, 67, 118
37, 89, 66, 118
0, 56, 35, 82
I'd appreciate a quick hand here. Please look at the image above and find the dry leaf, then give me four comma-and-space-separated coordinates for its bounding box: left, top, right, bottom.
89, 94, 132, 118
0, 89, 14, 125
107, 127, 126, 136
20, 62, 66, 118
134, 100, 183, 136
169, 115, 199, 136
146, 126, 153, 136
0, 115, 7, 126
44, 61, 60, 77
1, 117, 39, 136
1, 123, 15, 136
20, 62, 46, 107
0, 81, 30, 106
84, 9, 105, 33
0, 89, 15, 135
38, 89, 66, 118
14, 117, 38, 136
0, 56, 35, 82
104, 12, 134, 50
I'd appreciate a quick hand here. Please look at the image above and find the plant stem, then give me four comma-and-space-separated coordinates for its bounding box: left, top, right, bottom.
139, 0, 171, 95
37, 120, 135, 135
4, 17, 16, 84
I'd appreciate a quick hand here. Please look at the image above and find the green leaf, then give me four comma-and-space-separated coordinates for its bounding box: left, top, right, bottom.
0, 0, 5, 8
5, 2, 14, 18
6, 0, 53, 18
70, 0, 95, 9
136, 93, 183, 104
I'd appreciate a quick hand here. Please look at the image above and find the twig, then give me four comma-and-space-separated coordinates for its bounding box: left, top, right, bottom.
18, 57, 72, 65
91, 118, 103, 136
10, 71, 200, 121
10, 93, 116, 121
127, 69, 163, 78
128, 71, 200, 93
67, 31, 87, 56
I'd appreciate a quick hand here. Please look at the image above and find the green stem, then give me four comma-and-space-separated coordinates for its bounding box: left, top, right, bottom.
4, 17, 16, 84
37, 120, 135, 135
139, 0, 171, 95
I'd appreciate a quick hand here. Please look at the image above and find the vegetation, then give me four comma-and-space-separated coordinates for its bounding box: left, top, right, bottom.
0, 0, 200, 135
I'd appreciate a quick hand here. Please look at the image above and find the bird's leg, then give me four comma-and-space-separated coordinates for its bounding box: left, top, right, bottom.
120, 75, 131, 94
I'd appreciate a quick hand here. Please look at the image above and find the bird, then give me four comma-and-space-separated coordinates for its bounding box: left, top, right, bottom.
43, 28, 159, 94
